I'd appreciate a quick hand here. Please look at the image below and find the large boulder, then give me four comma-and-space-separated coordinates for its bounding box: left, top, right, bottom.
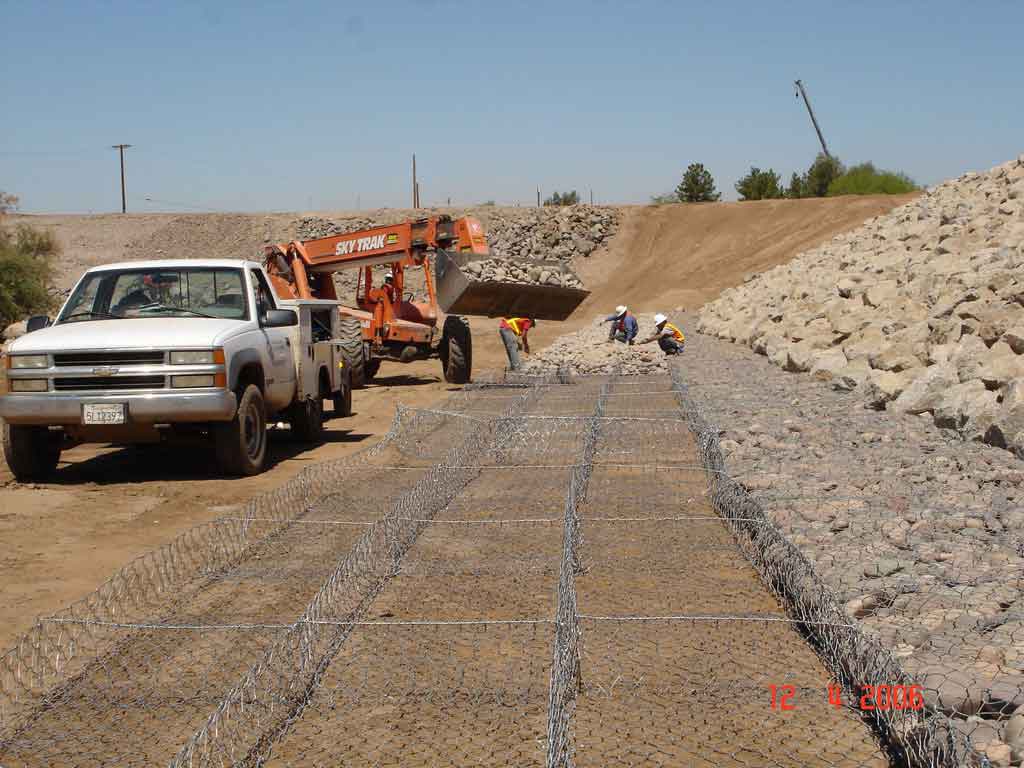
890, 363, 958, 415
864, 369, 914, 409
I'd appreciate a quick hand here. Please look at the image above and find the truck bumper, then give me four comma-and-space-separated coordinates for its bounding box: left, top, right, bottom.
0, 390, 238, 425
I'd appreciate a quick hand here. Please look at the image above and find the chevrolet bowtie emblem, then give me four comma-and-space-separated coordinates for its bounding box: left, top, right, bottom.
92, 367, 119, 376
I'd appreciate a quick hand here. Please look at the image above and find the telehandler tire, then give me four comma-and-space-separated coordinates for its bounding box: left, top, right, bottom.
332, 367, 353, 418
338, 316, 367, 389
441, 315, 472, 384
2, 423, 61, 482
214, 384, 267, 476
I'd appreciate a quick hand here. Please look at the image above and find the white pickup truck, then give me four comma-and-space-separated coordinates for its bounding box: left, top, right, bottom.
0, 258, 354, 480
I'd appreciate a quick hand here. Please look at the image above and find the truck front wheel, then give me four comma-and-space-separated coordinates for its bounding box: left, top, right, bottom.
2, 423, 62, 482
214, 384, 267, 476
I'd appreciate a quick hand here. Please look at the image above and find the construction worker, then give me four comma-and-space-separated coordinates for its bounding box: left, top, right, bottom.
382, 271, 397, 303
601, 305, 638, 344
498, 317, 535, 371
639, 313, 686, 355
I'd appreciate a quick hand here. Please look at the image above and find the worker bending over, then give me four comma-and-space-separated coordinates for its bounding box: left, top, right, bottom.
639, 313, 685, 355
499, 317, 536, 371
601, 305, 639, 344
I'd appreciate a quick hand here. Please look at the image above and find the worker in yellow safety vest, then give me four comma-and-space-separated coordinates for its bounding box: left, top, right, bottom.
498, 317, 536, 371
638, 313, 685, 355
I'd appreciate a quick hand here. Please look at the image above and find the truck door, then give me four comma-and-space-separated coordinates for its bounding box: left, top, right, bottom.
249, 268, 295, 409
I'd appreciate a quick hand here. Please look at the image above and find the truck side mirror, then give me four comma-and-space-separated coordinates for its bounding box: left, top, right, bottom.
262, 308, 298, 328
26, 315, 51, 333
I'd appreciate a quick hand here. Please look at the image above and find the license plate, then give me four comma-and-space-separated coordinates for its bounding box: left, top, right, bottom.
82, 403, 126, 425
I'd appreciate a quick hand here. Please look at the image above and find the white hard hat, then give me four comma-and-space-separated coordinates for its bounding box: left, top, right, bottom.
615, 305, 627, 316
384, 270, 394, 280
654, 313, 667, 325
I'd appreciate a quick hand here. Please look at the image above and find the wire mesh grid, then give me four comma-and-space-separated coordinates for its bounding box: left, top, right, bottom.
0, 354, 994, 767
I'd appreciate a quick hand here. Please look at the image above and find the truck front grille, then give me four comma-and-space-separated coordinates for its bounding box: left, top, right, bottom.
53, 351, 166, 366
53, 376, 166, 391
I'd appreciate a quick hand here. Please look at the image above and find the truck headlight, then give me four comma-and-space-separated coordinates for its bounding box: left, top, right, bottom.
172, 374, 225, 388
170, 349, 225, 365
8, 354, 48, 369
10, 379, 48, 392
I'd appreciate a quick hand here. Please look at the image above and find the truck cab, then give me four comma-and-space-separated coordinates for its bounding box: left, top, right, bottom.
0, 259, 352, 480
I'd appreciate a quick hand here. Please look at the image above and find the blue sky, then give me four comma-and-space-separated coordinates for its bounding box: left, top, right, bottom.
3, 0, 1022, 213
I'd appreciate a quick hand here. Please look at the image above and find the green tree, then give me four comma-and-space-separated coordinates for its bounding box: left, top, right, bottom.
544, 190, 580, 206
803, 153, 844, 197
675, 163, 720, 202
786, 173, 805, 199
0, 223, 58, 328
827, 163, 918, 196
735, 167, 783, 201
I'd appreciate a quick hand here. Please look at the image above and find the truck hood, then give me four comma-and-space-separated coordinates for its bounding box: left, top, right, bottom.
8, 319, 250, 353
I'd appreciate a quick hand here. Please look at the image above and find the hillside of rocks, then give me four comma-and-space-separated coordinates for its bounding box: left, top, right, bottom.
700, 154, 1024, 458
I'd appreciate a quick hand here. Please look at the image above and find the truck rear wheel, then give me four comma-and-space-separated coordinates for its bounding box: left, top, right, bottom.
2, 423, 61, 482
289, 395, 324, 441
214, 384, 267, 476
441, 315, 472, 384
338, 317, 367, 389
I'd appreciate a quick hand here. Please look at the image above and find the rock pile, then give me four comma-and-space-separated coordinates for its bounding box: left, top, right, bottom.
684, 334, 1024, 764
291, 204, 620, 264
463, 258, 584, 289
481, 205, 618, 262
522, 313, 681, 375
699, 154, 1024, 459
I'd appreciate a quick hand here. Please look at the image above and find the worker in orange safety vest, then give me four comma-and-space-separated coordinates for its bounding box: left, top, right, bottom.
498, 317, 535, 371
638, 313, 685, 355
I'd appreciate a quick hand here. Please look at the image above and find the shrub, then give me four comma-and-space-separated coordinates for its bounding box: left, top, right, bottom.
649, 193, 678, 205
0, 191, 18, 215
544, 190, 580, 206
675, 163, 720, 202
0, 224, 58, 328
735, 167, 783, 201
828, 163, 918, 196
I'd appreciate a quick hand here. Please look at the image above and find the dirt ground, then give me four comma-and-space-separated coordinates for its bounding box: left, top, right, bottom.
0, 195, 913, 652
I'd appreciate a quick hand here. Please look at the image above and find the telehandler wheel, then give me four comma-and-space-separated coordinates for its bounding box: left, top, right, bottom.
338, 316, 367, 389
441, 315, 472, 384
2, 423, 61, 482
333, 367, 353, 418
214, 384, 267, 476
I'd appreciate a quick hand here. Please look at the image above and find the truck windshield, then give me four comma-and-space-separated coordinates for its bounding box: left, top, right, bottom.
59, 267, 249, 322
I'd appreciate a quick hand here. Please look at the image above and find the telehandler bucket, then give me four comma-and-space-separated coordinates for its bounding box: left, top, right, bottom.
434, 250, 590, 321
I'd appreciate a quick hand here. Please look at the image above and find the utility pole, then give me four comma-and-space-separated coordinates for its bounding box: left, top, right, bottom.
536, 187, 541, 207
589, 189, 593, 205
412, 154, 418, 208
111, 144, 132, 213
794, 80, 830, 159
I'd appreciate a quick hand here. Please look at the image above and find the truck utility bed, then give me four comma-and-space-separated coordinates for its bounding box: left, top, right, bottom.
434, 250, 590, 322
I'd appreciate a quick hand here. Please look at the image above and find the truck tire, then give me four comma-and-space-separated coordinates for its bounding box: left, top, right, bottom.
338, 316, 367, 389
214, 384, 267, 476
289, 395, 324, 442
2, 423, 61, 482
441, 315, 472, 384
332, 367, 353, 417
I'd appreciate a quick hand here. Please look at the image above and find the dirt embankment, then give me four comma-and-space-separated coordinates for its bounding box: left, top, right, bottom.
0, 194, 911, 648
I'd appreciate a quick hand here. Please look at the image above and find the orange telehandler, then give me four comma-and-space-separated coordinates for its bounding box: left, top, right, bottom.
264, 214, 589, 386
